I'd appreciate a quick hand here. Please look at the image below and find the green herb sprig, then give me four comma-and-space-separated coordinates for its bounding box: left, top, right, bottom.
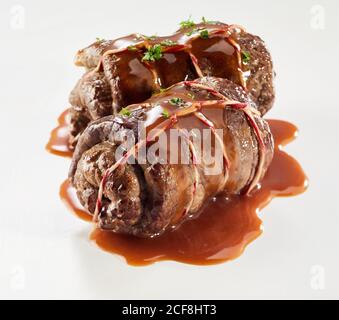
180, 17, 195, 30
143, 34, 158, 41
162, 109, 170, 119
200, 30, 209, 39
119, 108, 131, 117
186, 29, 198, 36
187, 93, 195, 100
241, 51, 251, 64
201, 17, 219, 24
160, 39, 178, 47
142, 44, 163, 62
169, 97, 186, 107
127, 45, 138, 51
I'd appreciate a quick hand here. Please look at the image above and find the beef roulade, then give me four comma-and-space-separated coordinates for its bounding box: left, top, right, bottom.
69, 20, 275, 145
69, 77, 274, 238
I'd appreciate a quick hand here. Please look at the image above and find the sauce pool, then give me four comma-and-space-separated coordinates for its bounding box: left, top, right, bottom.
52, 117, 308, 266
46, 109, 73, 158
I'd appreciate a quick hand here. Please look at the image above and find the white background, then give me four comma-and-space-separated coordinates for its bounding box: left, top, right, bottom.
0, 0, 338, 299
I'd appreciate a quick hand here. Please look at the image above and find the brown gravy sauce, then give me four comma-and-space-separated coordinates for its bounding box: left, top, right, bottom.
46, 109, 73, 158
50, 117, 308, 266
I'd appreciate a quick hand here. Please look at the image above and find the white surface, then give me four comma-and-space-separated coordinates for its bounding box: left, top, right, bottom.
0, 0, 338, 300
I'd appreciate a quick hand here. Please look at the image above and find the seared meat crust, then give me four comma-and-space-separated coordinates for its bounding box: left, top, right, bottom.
69, 77, 274, 237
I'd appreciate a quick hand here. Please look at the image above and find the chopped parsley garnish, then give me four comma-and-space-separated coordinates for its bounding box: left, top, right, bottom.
119, 108, 131, 117
169, 97, 186, 107
135, 34, 144, 41
160, 39, 177, 47
241, 51, 251, 64
200, 29, 209, 39
127, 45, 138, 51
152, 88, 167, 95
187, 93, 195, 99
142, 44, 163, 62
162, 109, 170, 119
201, 17, 219, 24
186, 27, 208, 37
143, 34, 157, 41
186, 29, 198, 36
180, 17, 195, 30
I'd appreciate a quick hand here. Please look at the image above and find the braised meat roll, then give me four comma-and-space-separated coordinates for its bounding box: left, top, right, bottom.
69, 77, 274, 238
69, 21, 274, 145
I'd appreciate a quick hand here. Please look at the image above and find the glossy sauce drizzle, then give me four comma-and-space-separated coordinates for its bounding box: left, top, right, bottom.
78, 23, 246, 110
57, 119, 308, 266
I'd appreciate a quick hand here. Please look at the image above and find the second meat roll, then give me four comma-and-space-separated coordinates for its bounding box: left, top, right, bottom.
69, 21, 275, 145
